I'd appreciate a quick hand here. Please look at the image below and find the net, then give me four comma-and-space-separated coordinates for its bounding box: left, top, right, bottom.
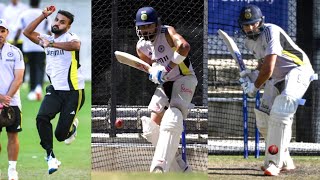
92, 0, 208, 172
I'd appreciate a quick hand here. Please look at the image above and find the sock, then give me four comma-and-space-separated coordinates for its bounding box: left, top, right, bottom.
8, 161, 17, 170
47, 150, 55, 158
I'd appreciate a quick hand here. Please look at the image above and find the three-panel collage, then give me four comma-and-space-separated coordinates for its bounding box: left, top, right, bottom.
1, 0, 320, 179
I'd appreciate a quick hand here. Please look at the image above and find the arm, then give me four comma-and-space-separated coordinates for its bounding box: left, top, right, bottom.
3, 69, 24, 106
254, 54, 277, 88
166, 26, 190, 69
23, 6, 55, 45
46, 40, 81, 51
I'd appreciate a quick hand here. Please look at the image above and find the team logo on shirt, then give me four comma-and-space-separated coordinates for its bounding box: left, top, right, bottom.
158, 45, 165, 53
7, 52, 13, 57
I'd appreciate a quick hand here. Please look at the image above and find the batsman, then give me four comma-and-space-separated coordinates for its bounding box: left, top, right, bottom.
238, 5, 317, 176
134, 7, 197, 173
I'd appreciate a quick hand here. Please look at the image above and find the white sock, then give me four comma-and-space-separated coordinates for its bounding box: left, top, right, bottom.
8, 161, 17, 170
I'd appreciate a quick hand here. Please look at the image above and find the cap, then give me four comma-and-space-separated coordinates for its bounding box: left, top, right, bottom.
0, 19, 8, 29
238, 4, 263, 25
135, 7, 158, 26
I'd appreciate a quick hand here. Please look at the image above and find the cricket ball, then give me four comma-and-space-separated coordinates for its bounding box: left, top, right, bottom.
48, 5, 56, 12
115, 118, 124, 129
268, 145, 279, 155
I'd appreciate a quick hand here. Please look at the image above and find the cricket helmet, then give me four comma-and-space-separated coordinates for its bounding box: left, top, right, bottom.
238, 4, 265, 40
135, 7, 160, 41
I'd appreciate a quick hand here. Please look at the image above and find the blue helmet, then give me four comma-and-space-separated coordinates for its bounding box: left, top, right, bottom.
135, 7, 160, 41
238, 5, 265, 40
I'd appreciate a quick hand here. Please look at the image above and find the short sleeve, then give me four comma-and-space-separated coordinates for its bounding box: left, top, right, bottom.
14, 48, 25, 70
264, 26, 282, 56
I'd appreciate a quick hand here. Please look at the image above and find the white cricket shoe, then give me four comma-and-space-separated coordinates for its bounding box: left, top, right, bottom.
35, 85, 43, 101
64, 118, 79, 145
152, 166, 164, 173
282, 156, 296, 172
8, 167, 18, 180
27, 91, 36, 101
47, 156, 61, 174
264, 162, 281, 176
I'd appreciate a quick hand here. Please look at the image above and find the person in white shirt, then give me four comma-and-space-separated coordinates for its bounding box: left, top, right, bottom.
23, 6, 85, 175
238, 4, 316, 176
135, 7, 197, 173
14, 0, 51, 101
0, 19, 25, 180
2, 0, 28, 50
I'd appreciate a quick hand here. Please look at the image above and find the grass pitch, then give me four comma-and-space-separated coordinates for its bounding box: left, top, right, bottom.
0, 82, 91, 180
208, 155, 320, 179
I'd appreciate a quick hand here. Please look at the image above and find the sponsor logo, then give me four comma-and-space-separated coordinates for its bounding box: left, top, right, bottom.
222, 0, 274, 4
5, 59, 15, 62
155, 55, 169, 64
181, 84, 193, 95
70, 111, 75, 115
46, 49, 65, 56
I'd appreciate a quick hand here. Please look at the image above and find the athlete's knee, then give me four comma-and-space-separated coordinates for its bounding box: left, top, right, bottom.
270, 94, 299, 121
55, 129, 68, 142
141, 116, 159, 145
160, 107, 183, 133
254, 108, 269, 138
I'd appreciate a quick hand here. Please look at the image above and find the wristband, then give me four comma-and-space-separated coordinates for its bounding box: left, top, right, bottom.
172, 51, 186, 64
42, 12, 47, 19
49, 40, 54, 47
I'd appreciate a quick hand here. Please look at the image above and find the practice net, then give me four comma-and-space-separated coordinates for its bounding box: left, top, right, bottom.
92, 0, 208, 172
208, 0, 320, 155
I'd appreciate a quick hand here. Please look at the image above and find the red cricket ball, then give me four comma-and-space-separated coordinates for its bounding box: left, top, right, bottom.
268, 144, 279, 155
115, 118, 124, 129
48, 5, 56, 12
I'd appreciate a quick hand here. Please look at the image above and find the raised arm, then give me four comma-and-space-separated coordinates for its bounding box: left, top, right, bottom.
23, 6, 55, 45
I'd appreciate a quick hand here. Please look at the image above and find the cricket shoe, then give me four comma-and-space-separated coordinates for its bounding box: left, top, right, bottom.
282, 156, 296, 172
8, 167, 18, 180
264, 162, 281, 176
47, 156, 61, 174
35, 85, 43, 101
27, 91, 36, 101
64, 118, 79, 145
152, 166, 164, 173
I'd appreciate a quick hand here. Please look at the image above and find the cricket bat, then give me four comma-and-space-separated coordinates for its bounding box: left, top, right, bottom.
218, 29, 246, 71
114, 51, 151, 73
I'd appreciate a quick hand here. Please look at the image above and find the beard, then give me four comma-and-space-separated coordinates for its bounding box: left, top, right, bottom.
51, 26, 64, 35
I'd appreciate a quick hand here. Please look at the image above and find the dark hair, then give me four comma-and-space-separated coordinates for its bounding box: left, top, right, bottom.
57, 10, 74, 25
30, 0, 40, 7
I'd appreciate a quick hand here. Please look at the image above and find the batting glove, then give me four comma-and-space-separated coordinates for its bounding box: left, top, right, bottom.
240, 69, 259, 82
149, 63, 172, 84
239, 77, 258, 97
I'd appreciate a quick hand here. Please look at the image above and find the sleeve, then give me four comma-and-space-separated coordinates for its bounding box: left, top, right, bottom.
136, 39, 150, 58
67, 32, 80, 42
14, 48, 25, 70
264, 26, 283, 56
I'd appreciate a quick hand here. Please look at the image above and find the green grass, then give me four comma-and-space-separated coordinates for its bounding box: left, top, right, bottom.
0, 81, 91, 180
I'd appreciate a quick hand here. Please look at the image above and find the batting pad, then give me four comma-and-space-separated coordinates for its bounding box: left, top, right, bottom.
141, 115, 187, 172
141, 116, 159, 146
150, 107, 183, 172
254, 108, 269, 139
266, 95, 297, 167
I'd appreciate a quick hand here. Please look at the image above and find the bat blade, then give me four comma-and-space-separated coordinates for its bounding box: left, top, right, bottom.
218, 29, 246, 71
114, 51, 151, 73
